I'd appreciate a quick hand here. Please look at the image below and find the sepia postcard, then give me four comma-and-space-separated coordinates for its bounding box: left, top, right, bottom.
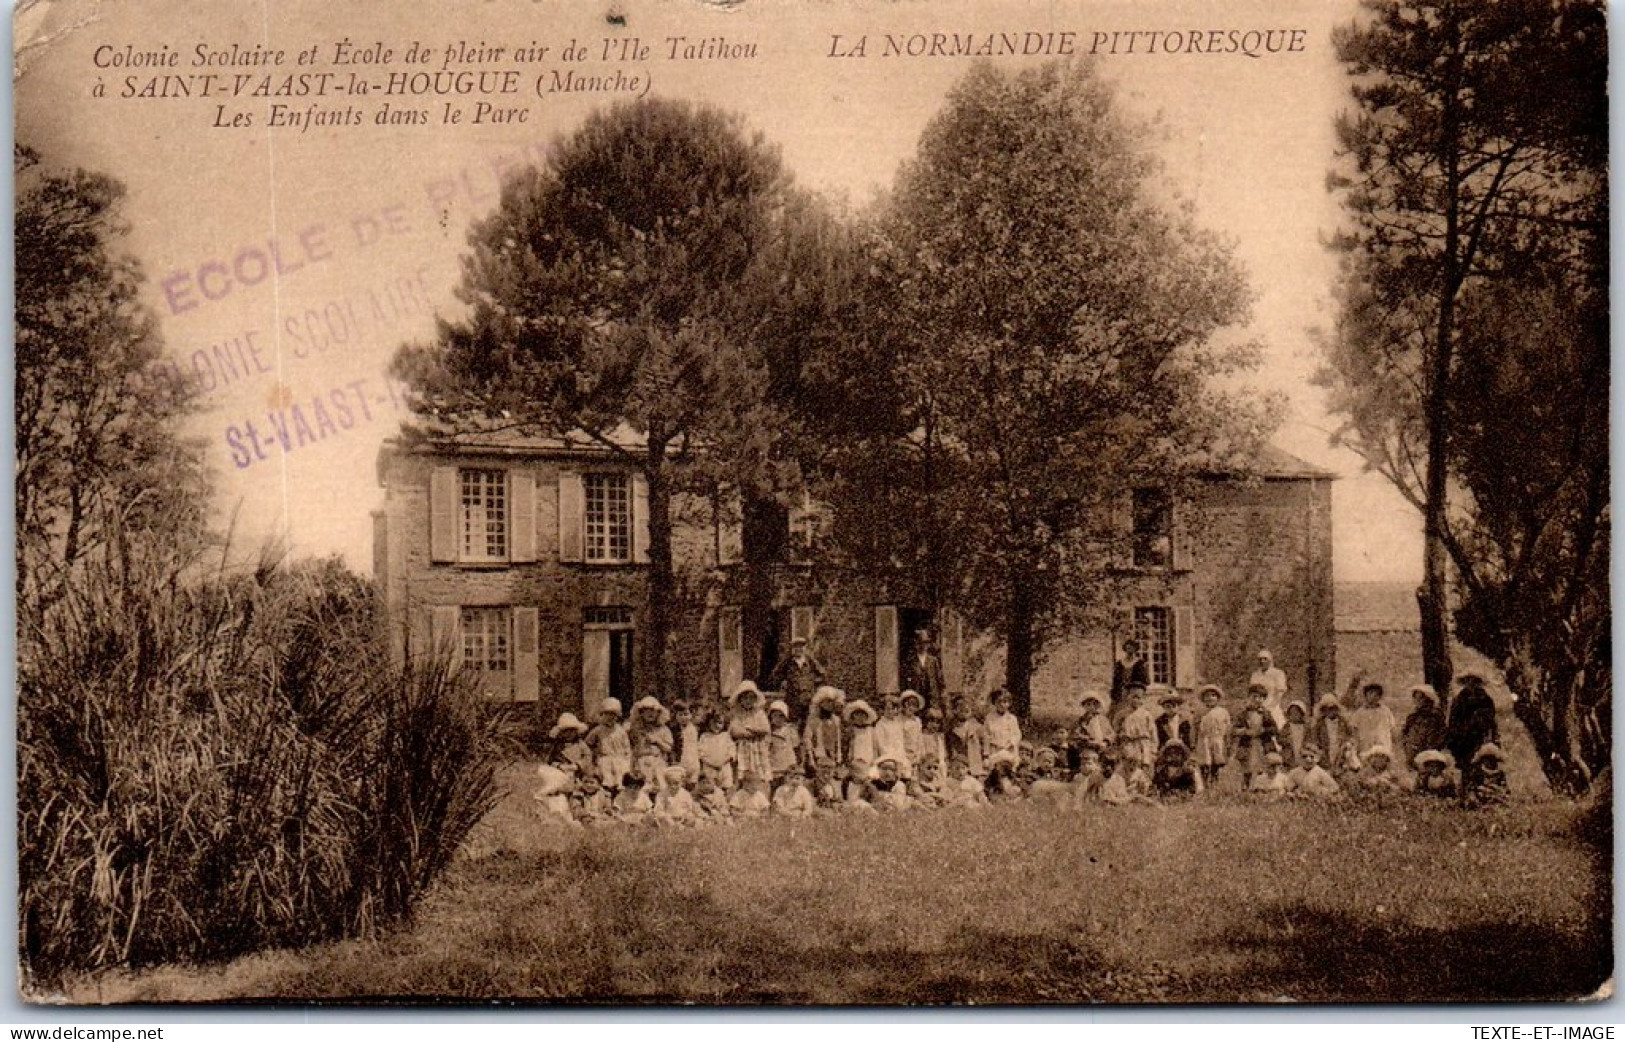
14, 0, 1610, 1006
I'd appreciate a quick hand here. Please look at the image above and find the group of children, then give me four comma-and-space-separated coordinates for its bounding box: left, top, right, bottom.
531, 676, 1511, 828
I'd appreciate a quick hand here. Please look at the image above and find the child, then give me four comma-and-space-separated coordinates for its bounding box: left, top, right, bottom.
812, 761, 844, 811
697, 708, 738, 791
772, 766, 817, 817
844, 700, 878, 776
844, 762, 879, 811
613, 772, 653, 824
1077, 691, 1115, 752
1098, 752, 1154, 806
919, 708, 949, 776
874, 694, 914, 779
575, 773, 613, 824
1355, 746, 1403, 794
984, 759, 1024, 801
983, 688, 1023, 770
586, 697, 633, 791
1284, 744, 1340, 799
1464, 744, 1509, 807
1312, 696, 1358, 775
767, 699, 801, 783
671, 701, 702, 781
533, 763, 580, 826
652, 765, 697, 826
694, 773, 731, 821
1281, 700, 1311, 766
873, 758, 913, 811
1118, 686, 1159, 776
1071, 747, 1105, 806
729, 682, 773, 785
900, 690, 927, 768
802, 686, 846, 771
1154, 689, 1193, 750
1249, 751, 1288, 799
1152, 739, 1201, 798
729, 770, 771, 818
1410, 749, 1460, 800
912, 754, 947, 807
1400, 685, 1448, 767
1232, 683, 1280, 790
1349, 682, 1398, 761
943, 756, 989, 807
549, 712, 594, 778
1192, 685, 1231, 791
946, 694, 986, 777
629, 696, 674, 794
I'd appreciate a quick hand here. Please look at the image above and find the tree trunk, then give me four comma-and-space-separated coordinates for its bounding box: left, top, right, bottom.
1505, 641, 1603, 796
741, 494, 787, 688
644, 443, 677, 700
1004, 573, 1037, 720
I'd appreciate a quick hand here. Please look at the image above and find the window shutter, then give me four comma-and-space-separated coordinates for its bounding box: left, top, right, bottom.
874, 605, 899, 695
940, 608, 964, 695
1173, 604, 1197, 690
1171, 497, 1192, 572
430, 605, 461, 669
558, 471, 584, 563
509, 469, 536, 563
790, 606, 816, 645
430, 466, 457, 563
1112, 490, 1134, 569
632, 472, 651, 564
514, 606, 539, 703
581, 628, 611, 716
718, 606, 743, 700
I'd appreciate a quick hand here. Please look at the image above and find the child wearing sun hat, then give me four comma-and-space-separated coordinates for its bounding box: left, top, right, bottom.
697, 706, 738, 792
629, 696, 674, 795
844, 699, 878, 777
586, 697, 633, 790
803, 686, 846, 770
549, 712, 594, 778
1192, 685, 1231, 791
729, 681, 773, 786
1464, 744, 1509, 807
767, 699, 801, 783
1410, 749, 1460, 799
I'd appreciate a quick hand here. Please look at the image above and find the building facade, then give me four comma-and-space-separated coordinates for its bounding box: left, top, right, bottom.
374, 433, 1335, 720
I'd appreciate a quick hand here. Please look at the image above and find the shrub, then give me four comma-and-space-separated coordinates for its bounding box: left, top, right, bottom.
17, 544, 503, 989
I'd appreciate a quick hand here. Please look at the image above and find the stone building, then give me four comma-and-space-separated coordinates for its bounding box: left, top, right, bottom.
374, 431, 1335, 720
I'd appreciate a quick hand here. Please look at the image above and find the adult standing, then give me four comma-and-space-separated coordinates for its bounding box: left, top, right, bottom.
901, 629, 946, 712
768, 637, 825, 722
1110, 639, 1150, 724
1445, 673, 1499, 771
1250, 649, 1289, 729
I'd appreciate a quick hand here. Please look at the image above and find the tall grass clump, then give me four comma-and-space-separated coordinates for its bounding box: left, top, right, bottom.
18, 544, 504, 990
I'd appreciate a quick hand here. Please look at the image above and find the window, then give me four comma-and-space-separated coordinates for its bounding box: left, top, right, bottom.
1134, 606, 1173, 686
459, 468, 507, 561
789, 494, 825, 563
584, 473, 632, 563
1132, 488, 1173, 569
460, 606, 511, 673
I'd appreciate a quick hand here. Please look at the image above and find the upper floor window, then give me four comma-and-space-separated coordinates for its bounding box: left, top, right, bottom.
460, 606, 511, 673
584, 472, 632, 563
1132, 487, 1173, 569
460, 468, 507, 561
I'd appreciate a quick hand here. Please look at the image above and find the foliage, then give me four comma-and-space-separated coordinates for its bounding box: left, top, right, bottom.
1318, 0, 1608, 786
14, 146, 207, 606
78, 780, 1608, 1003
840, 60, 1274, 712
394, 99, 796, 696
17, 546, 504, 987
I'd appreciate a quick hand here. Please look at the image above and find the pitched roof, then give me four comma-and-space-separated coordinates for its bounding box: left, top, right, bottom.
1248, 445, 1339, 481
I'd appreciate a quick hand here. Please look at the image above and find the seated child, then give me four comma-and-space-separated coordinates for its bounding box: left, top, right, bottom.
772, 766, 817, 817
612, 772, 654, 824
693, 773, 731, 821
575, 773, 613, 824
942, 756, 989, 807
1152, 739, 1201, 798
1355, 746, 1403, 793
1098, 752, 1155, 806
1410, 749, 1460, 800
844, 762, 880, 812
1027, 748, 1074, 804
1248, 751, 1288, 799
1070, 747, 1106, 805
812, 762, 844, 811
919, 708, 949, 776
873, 757, 914, 811
652, 765, 698, 826
729, 771, 771, 818
698, 709, 737, 791
1464, 744, 1509, 807
911, 754, 947, 807
1284, 744, 1341, 799
984, 759, 1025, 801
1077, 692, 1116, 752
533, 763, 580, 826
1233, 684, 1280, 790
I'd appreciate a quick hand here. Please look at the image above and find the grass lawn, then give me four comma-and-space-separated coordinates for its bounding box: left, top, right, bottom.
72, 761, 1610, 1006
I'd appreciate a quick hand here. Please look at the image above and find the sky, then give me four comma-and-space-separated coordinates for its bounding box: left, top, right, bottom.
15, 0, 1424, 584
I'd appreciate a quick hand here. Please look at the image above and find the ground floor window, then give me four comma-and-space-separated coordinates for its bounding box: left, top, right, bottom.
460, 606, 511, 674
1134, 606, 1173, 686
